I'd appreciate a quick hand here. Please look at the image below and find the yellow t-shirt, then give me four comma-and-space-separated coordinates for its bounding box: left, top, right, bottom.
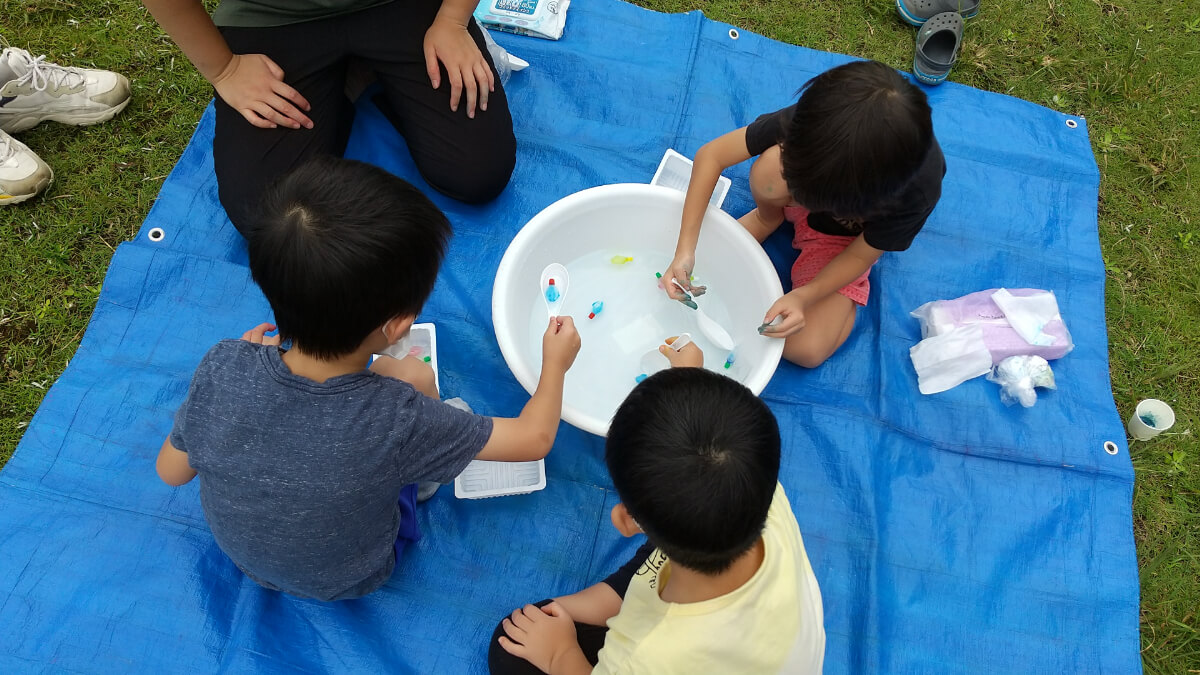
593, 483, 825, 674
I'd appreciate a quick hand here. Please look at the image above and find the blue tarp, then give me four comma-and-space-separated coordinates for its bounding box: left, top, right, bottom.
0, 1, 1140, 672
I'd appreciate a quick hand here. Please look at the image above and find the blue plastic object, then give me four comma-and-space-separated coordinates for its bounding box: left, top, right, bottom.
0, 1, 1137, 672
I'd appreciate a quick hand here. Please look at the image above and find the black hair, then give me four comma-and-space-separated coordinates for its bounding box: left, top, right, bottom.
781, 59, 933, 219
606, 368, 781, 575
246, 156, 450, 359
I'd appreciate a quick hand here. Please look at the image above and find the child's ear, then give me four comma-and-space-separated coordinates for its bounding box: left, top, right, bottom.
610, 504, 642, 537
381, 315, 416, 344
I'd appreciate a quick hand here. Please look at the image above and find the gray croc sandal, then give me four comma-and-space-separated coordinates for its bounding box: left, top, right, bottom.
897, 0, 979, 26
913, 11, 963, 85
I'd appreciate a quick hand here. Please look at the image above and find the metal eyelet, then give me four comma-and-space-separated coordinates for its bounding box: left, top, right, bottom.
1103, 440, 1119, 455
148, 227, 165, 242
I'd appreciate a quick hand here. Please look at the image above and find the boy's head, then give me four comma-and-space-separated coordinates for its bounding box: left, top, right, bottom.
781, 59, 933, 220
606, 368, 781, 575
247, 156, 450, 359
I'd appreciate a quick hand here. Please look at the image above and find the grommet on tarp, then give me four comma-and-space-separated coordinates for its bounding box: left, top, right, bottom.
1103, 440, 1119, 455
148, 227, 165, 242
728, 28, 739, 40
1065, 119, 1078, 129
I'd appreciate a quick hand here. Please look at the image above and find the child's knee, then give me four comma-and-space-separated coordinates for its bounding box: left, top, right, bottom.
783, 340, 832, 369
748, 145, 786, 198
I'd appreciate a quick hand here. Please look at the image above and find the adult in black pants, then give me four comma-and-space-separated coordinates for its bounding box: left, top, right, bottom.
143, 0, 515, 234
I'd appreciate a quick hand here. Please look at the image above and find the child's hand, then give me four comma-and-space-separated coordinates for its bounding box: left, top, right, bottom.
661, 253, 704, 301
541, 316, 581, 375
659, 336, 704, 367
212, 54, 313, 130
761, 287, 815, 338
498, 602, 584, 675
240, 323, 282, 346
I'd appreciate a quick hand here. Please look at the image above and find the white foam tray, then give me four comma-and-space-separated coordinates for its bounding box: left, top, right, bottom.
376, 323, 439, 391
651, 148, 732, 209
455, 458, 547, 499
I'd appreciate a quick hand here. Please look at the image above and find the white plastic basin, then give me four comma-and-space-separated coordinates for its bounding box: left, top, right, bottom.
492, 184, 785, 436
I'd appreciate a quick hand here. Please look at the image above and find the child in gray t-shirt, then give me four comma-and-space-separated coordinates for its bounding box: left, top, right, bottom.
156, 156, 580, 601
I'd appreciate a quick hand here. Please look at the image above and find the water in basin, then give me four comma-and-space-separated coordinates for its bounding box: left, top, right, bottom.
524, 249, 754, 428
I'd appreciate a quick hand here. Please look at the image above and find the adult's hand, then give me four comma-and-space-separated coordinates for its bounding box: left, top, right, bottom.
213, 54, 313, 130
423, 16, 494, 118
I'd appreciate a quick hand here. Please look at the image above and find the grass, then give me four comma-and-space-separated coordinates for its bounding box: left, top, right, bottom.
1, 0, 1196, 670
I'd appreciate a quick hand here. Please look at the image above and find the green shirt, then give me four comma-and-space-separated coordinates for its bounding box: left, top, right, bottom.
212, 0, 396, 27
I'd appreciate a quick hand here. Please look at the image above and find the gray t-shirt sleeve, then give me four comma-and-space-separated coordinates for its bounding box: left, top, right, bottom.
168, 344, 224, 454
396, 393, 494, 484
169, 403, 191, 453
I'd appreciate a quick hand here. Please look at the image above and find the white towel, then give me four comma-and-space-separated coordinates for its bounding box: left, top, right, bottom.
909, 324, 993, 395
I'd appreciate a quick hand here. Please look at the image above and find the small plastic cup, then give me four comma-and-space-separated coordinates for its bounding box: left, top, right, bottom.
1126, 399, 1176, 441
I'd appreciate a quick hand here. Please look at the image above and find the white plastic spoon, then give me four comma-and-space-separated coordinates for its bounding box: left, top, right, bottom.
540, 263, 569, 318
637, 333, 694, 379
671, 278, 734, 351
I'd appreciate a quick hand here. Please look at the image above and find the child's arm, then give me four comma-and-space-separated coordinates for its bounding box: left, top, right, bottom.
475, 317, 581, 462
662, 129, 754, 299
156, 438, 197, 486
551, 582, 624, 627
762, 235, 884, 338
141, 0, 313, 130
370, 355, 439, 399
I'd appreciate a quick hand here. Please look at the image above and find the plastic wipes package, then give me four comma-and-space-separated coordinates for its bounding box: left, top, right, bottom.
987, 355, 1057, 407
910, 288, 1074, 365
474, 0, 571, 40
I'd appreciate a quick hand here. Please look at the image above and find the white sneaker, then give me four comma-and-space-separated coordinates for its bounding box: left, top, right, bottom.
0, 128, 53, 205
0, 44, 131, 134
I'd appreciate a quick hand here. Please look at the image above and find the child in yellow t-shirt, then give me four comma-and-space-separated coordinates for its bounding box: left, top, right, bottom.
489, 345, 826, 674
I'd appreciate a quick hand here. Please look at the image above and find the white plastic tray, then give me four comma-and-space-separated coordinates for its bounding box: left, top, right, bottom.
376, 322, 439, 391
454, 458, 547, 499
651, 148, 732, 209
